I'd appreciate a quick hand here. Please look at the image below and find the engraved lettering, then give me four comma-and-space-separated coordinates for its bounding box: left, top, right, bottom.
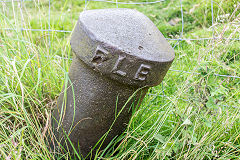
134, 64, 151, 81
111, 55, 126, 76
92, 46, 109, 65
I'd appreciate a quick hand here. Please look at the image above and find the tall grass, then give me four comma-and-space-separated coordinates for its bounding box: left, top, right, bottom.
0, 0, 239, 159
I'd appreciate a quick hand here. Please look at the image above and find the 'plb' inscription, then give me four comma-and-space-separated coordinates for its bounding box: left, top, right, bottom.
111, 55, 126, 76
134, 64, 151, 81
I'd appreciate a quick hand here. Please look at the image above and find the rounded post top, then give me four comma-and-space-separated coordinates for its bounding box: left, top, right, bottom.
79, 8, 174, 62
70, 8, 175, 87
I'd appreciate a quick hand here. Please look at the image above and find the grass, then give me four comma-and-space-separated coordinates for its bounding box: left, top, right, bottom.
0, 0, 240, 159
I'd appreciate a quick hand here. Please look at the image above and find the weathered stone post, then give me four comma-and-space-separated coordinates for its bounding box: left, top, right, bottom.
52, 8, 174, 158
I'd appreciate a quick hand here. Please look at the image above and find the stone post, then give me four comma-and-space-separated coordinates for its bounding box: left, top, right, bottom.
52, 8, 174, 158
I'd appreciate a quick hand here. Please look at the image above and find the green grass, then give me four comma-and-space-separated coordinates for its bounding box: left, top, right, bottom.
0, 0, 240, 159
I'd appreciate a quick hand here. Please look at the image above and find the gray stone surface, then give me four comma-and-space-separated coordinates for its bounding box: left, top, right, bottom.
52, 8, 174, 158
